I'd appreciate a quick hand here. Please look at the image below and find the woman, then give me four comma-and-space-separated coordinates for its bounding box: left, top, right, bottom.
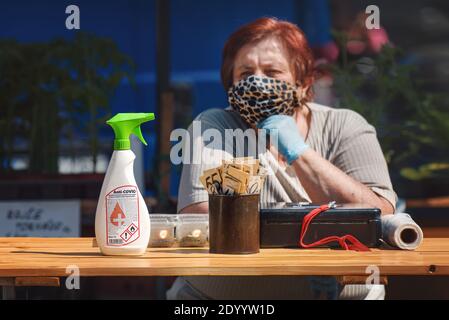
168, 17, 396, 300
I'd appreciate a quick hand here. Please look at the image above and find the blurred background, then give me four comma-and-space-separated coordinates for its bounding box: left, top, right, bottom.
0, 0, 448, 299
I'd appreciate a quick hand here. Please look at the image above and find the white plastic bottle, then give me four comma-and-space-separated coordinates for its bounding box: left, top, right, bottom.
95, 113, 155, 256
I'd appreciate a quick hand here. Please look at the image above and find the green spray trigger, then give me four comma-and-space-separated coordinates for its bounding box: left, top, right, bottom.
106, 113, 155, 150
131, 126, 147, 146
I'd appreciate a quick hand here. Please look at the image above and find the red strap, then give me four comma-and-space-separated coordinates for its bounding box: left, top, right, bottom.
298, 202, 370, 252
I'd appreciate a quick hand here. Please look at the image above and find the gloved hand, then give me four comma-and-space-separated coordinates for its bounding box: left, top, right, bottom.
257, 115, 309, 165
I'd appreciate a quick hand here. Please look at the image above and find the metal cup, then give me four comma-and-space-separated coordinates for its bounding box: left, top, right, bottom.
208, 193, 260, 254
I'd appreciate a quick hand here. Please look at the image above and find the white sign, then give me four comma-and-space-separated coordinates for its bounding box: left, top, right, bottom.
0, 200, 81, 237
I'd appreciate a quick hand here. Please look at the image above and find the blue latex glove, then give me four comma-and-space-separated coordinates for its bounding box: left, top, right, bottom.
257, 115, 309, 165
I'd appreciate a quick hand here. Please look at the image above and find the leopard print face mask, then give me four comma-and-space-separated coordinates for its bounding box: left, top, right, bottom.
228, 75, 299, 127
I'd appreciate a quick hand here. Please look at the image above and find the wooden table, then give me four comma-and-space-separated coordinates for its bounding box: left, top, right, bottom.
1, 237, 449, 299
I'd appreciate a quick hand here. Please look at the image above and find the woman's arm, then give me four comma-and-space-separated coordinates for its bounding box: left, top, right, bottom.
292, 148, 394, 214
259, 114, 396, 215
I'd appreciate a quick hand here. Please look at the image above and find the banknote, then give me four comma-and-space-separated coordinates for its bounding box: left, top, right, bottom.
222, 166, 249, 195
200, 157, 265, 195
199, 167, 222, 194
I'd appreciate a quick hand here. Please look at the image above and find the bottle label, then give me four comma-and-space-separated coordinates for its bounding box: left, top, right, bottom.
105, 185, 140, 246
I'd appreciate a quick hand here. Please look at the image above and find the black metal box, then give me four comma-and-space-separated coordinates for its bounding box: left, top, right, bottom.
260, 203, 382, 248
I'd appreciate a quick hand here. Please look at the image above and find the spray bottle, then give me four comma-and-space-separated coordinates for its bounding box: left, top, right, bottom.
95, 113, 155, 255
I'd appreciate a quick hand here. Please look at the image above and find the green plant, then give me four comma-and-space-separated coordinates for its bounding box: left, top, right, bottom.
0, 33, 135, 174
327, 31, 449, 190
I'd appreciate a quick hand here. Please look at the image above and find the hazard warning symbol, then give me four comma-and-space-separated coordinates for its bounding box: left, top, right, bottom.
127, 223, 138, 235
120, 229, 131, 242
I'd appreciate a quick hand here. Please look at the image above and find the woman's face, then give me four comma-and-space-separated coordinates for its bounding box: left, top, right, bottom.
232, 37, 296, 85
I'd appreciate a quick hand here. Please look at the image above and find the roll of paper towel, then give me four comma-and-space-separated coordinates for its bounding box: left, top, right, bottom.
381, 213, 423, 250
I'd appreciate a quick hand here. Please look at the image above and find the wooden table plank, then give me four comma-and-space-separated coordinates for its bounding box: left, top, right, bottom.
0, 238, 448, 277
14, 277, 60, 287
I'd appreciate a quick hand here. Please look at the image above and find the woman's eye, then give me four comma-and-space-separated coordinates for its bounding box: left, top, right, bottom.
266, 70, 281, 77
240, 71, 251, 78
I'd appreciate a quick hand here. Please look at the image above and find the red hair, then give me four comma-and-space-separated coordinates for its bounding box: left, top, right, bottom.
221, 17, 315, 105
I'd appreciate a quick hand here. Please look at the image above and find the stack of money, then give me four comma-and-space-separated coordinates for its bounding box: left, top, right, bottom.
199, 157, 267, 195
